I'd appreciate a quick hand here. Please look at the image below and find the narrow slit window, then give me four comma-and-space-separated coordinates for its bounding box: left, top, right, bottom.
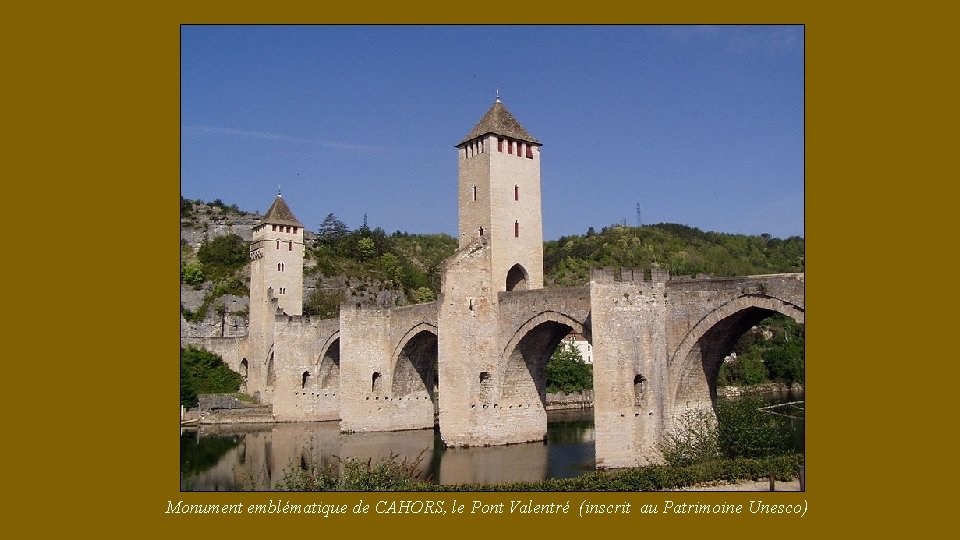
514, 185, 519, 201
472, 185, 477, 201
514, 220, 519, 238
276, 240, 280, 249
288, 240, 292, 251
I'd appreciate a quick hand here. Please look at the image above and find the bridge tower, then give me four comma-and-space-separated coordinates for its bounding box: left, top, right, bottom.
456, 97, 543, 292
247, 192, 305, 394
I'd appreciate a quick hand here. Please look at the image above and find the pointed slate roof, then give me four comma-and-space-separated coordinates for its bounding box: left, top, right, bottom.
457, 100, 541, 146
261, 194, 303, 227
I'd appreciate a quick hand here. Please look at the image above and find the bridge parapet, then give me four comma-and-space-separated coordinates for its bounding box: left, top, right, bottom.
590, 266, 670, 284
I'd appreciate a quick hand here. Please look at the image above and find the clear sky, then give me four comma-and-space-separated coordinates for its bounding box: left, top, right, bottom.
181, 25, 803, 241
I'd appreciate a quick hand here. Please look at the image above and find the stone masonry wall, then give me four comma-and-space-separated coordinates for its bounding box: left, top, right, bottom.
589, 267, 670, 468
338, 301, 438, 432
271, 316, 341, 422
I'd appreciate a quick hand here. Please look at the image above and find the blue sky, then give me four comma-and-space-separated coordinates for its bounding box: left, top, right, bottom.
181, 25, 803, 240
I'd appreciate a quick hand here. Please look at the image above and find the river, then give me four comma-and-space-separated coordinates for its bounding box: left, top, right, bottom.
180, 390, 802, 491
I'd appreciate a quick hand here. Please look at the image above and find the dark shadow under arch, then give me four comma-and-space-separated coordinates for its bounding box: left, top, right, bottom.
506, 263, 529, 291
392, 330, 438, 400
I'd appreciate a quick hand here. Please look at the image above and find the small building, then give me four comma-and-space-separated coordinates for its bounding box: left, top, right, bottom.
562, 332, 593, 364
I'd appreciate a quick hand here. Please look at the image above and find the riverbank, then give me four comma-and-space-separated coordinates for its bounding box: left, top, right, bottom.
719, 382, 804, 398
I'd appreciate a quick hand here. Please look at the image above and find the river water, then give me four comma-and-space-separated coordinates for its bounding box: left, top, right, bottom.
180, 390, 802, 491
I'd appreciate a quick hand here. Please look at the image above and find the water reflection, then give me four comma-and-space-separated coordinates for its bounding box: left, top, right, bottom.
181, 392, 802, 491
180, 409, 596, 491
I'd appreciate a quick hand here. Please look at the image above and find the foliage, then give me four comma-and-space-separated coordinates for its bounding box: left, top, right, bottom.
198, 233, 248, 281
660, 393, 801, 468
546, 342, 593, 393
543, 223, 804, 286
412, 286, 435, 304
278, 453, 432, 491
718, 314, 805, 386
355, 237, 376, 261
279, 452, 803, 492
180, 347, 243, 407
716, 394, 795, 459
658, 408, 721, 467
307, 214, 456, 305
180, 260, 205, 286
303, 289, 344, 319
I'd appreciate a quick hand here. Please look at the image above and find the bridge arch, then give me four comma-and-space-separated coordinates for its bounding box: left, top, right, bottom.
316, 331, 341, 390
668, 294, 804, 414
500, 311, 589, 405
391, 323, 439, 400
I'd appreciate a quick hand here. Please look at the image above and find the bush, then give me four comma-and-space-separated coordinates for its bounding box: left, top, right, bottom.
717, 395, 793, 459
180, 347, 243, 407
658, 408, 721, 467
198, 234, 248, 281
278, 453, 432, 491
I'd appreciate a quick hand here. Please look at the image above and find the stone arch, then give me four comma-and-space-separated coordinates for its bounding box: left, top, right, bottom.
500, 311, 589, 405
316, 333, 341, 390
505, 263, 529, 291
668, 294, 804, 415
392, 327, 438, 400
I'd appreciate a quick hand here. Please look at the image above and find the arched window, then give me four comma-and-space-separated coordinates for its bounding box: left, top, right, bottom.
505, 264, 528, 291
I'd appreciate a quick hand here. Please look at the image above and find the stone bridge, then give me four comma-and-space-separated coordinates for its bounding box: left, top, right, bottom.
189, 260, 803, 467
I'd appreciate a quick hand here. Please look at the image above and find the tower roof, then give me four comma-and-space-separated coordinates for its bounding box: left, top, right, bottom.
457, 100, 541, 146
261, 194, 303, 227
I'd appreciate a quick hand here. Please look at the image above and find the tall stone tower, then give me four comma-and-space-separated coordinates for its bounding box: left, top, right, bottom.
456, 98, 544, 292
249, 192, 305, 338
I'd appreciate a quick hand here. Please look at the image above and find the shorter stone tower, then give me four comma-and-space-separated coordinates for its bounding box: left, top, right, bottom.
249, 193, 305, 320
247, 193, 305, 394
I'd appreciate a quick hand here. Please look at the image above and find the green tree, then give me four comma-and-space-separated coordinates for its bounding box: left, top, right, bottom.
412, 286, 435, 304
180, 260, 205, 286
197, 234, 248, 281
303, 289, 344, 319
180, 347, 243, 407
355, 237, 376, 262
546, 342, 593, 393
317, 213, 349, 245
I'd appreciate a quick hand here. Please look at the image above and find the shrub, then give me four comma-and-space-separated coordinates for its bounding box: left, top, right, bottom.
180, 347, 243, 407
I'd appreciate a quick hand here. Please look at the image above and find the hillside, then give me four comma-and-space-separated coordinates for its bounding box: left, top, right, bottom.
180, 197, 456, 337
181, 197, 804, 337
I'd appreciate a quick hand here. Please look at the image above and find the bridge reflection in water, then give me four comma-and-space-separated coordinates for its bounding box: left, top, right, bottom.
180, 409, 595, 491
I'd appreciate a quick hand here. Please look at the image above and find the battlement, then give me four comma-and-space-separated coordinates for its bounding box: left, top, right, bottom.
590, 265, 670, 284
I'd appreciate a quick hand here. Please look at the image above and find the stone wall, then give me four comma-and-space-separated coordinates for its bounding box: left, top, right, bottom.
589, 267, 670, 468
270, 316, 341, 422
338, 301, 439, 433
